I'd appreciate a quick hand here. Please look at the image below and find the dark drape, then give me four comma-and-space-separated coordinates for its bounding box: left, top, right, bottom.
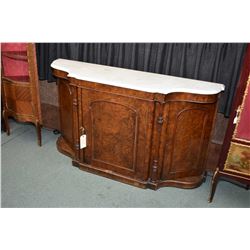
36, 43, 247, 116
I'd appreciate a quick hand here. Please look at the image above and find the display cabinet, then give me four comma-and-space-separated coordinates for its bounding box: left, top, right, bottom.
1, 43, 42, 146
209, 45, 250, 202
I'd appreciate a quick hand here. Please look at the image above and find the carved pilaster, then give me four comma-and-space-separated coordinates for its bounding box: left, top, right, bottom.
72, 98, 78, 106
148, 93, 166, 185
151, 159, 159, 182
71, 86, 80, 161
157, 116, 164, 125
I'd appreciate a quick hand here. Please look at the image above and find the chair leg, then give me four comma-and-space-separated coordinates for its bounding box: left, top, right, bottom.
3, 110, 10, 135
208, 168, 219, 203
36, 121, 42, 146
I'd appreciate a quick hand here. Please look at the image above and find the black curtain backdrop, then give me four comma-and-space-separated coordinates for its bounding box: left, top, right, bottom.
36, 43, 247, 116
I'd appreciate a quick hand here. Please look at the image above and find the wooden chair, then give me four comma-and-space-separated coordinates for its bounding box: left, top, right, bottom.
1, 43, 42, 146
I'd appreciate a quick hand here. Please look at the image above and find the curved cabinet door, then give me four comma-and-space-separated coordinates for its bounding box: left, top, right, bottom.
58, 78, 74, 153
160, 100, 216, 181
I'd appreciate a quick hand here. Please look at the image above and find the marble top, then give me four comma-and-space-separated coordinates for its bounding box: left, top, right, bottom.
51, 59, 225, 95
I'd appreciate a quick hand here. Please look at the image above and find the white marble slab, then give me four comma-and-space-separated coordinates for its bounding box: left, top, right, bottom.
51, 59, 225, 95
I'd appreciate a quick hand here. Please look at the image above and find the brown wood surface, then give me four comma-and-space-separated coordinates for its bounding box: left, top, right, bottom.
53, 66, 221, 190
159, 94, 218, 185
78, 80, 155, 182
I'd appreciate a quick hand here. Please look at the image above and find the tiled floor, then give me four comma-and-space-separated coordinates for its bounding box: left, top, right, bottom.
1, 120, 249, 208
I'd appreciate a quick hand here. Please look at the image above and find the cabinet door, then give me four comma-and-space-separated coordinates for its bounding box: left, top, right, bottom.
160, 101, 216, 180
79, 87, 154, 181
58, 78, 74, 151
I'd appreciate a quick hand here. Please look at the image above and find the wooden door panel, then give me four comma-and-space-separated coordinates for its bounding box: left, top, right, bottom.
80, 88, 154, 180
161, 102, 215, 180
91, 100, 138, 170
170, 108, 207, 173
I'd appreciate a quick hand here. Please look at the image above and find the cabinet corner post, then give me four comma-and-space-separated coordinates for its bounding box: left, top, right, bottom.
149, 94, 166, 183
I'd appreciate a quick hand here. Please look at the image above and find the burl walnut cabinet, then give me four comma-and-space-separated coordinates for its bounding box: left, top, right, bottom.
51, 59, 224, 189
1, 43, 42, 146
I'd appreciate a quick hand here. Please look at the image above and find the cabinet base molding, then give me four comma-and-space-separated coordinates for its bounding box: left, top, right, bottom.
72, 160, 148, 189
72, 159, 205, 190
148, 176, 204, 190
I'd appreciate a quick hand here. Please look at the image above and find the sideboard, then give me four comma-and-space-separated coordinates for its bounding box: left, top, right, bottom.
51, 59, 224, 190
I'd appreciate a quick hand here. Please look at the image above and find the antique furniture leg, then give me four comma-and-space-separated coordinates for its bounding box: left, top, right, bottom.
2, 110, 10, 135
1, 100, 6, 132
208, 168, 220, 203
36, 121, 42, 146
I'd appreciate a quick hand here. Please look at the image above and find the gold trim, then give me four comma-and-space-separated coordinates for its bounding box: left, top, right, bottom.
220, 170, 250, 181
233, 73, 250, 143
224, 141, 250, 176
234, 138, 250, 144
